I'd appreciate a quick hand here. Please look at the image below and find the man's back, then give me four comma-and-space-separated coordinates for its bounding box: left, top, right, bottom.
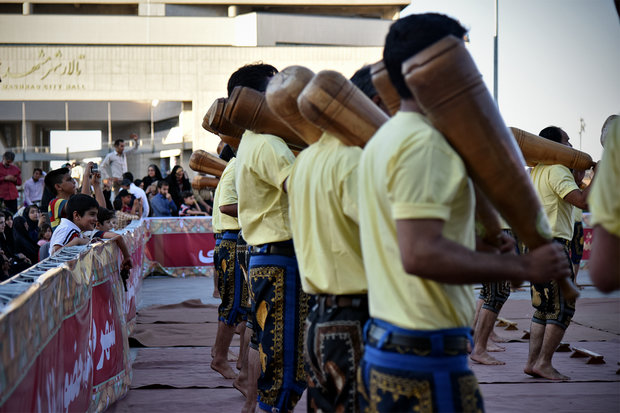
358, 111, 476, 330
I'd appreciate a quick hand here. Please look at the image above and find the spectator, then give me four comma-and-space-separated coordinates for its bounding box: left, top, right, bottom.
0, 253, 10, 282
150, 181, 177, 217
166, 165, 191, 209
38, 223, 52, 247
121, 173, 149, 218
96, 207, 117, 232
115, 189, 138, 215
49, 195, 132, 276
44, 167, 76, 231
100, 134, 139, 194
22, 205, 43, 243
134, 179, 144, 189
0, 151, 22, 213
179, 191, 207, 217
23, 168, 45, 207
142, 164, 164, 191
13, 215, 39, 264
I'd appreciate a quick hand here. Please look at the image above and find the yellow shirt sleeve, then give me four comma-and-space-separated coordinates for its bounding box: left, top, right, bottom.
340, 154, 360, 225
389, 134, 466, 222
548, 164, 579, 199
589, 119, 620, 237
254, 137, 295, 190
219, 158, 238, 207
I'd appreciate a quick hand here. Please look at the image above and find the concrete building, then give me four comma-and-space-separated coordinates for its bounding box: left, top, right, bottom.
0, 0, 407, 187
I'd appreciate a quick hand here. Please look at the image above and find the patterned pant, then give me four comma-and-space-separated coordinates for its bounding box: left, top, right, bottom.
305, 300, 369, 413
531, 238, 576, 329
249, 251, 312, 412
217, 231, 250, 326
358, 320, 484, 413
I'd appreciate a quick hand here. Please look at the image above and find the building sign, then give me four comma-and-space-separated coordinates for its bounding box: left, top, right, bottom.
0, 49, 86, 91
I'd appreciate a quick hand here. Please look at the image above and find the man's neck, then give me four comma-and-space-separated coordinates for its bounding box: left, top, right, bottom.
56, 192, 72, 200
116, 150, 123, 156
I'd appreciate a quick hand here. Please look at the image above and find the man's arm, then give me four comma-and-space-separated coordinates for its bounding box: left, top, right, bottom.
99, 153, 112, 180
15, 167, 22, 186
396, 218, 571, 284
563, 185, 591, 210
589, 225, 620, 293
125, 133, 139, 155
219, 203, 238, 217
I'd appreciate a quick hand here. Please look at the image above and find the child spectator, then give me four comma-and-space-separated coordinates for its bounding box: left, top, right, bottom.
179, 191, 208, 217
150, 181, 177, 217
97, 207, 117, 232
38, 224, 52, 246
49, 195, 132, 273
115, 189, 139, 215
45, 162, 102, 232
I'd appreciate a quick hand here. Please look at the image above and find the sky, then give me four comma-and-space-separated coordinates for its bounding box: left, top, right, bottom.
401, 0, 620, 161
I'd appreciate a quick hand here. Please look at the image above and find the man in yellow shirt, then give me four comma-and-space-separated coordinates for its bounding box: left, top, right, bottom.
210, 151, 250, 381
287, 66, 380, 412
526, 126, 592, 380
230, 63, 311, 413
357, 14, 571, 412
589, 115, 620, 292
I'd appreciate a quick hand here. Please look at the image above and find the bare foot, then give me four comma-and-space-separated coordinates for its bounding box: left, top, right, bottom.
233, 377, 248, 398
532, 363, 570, 380
523, 365, 541, 377
470, 352, 506, 365
487, 342, 506, 352
211, 359, 238, 379
213, 289, 221, 299
490, 331, 508, 343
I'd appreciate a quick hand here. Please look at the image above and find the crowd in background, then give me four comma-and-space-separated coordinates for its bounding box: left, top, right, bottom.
0, 137, 214, 281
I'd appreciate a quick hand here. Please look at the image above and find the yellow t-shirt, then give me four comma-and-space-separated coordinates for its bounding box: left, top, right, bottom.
235, 130, 295, 246
288, 132, 366, 295
589, 118, 620, 237
358, 111, 476, 331
217, 157, 241, 231
530, 164, 579, 241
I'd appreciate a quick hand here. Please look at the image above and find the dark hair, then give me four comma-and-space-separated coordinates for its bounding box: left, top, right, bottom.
219, 144, 235, 162
123, 172, 134, 182
134, 179, 142, 187
114, 139, 124, 147
384, 13, 467, 99
44, 167, 70, 195
97, 207, 115, 224
181, 190, 194, 200
227, 63, 279, 96
66, 194, 98, 222
117, 189, 130, 199
157, 180, 169, 189
539, 126, 564, 143
38, 223, 52, 240
147, 164, 164, 180
350, 65, 378, 100
3, 151, 15, 162
33, 168, 43, 175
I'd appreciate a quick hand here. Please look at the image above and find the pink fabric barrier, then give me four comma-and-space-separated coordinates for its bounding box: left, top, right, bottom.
0, 222, 145, 412
143, 217, 215, 277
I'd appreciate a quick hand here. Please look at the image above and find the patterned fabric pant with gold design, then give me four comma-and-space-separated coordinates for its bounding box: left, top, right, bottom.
217, 231, 250, 326
358, 320, 484, 413
304, 301, 369, 412
249, 250, 312, 412
531, 238, 576, 330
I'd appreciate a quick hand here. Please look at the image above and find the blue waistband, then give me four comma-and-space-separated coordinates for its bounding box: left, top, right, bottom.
222, 230, 240, 240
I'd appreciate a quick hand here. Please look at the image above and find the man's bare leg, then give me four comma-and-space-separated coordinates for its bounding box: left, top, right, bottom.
213, 272, 220, 298
471, 308, 505, 365
211, 321, 237, 379
241, 347, 260, 413
524, 321, 545, 377
234, 326, 251, 397
532, 324, 570, 380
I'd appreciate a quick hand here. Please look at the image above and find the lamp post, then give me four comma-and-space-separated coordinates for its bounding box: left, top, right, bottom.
493, 0, 499, 104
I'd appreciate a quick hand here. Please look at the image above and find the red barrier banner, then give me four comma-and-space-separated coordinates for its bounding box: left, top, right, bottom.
143, 217, 215, 277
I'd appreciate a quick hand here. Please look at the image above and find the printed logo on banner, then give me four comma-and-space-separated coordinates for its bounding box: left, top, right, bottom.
198, 249, 214, 264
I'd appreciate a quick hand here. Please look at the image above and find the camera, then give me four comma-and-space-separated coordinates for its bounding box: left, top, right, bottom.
91, 163, 98, 174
